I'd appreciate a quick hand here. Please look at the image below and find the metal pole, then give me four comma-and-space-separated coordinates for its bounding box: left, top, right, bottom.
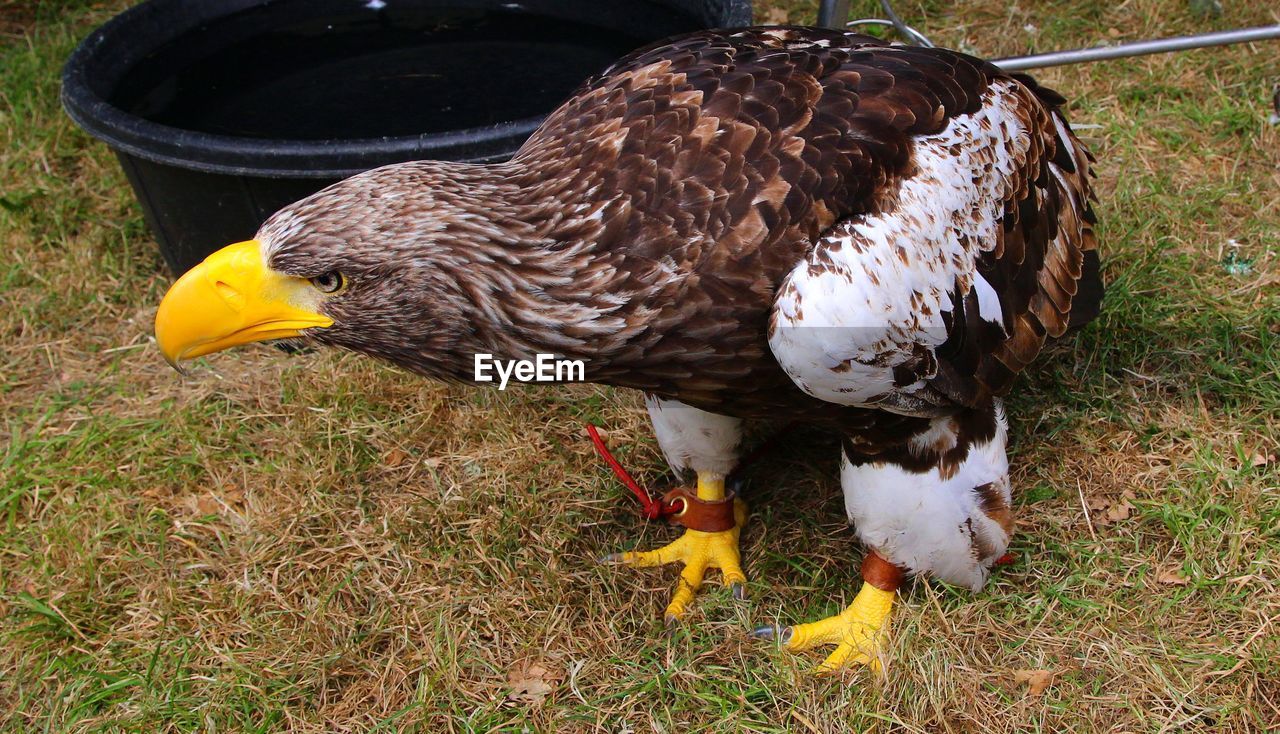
846, 18, 936, 47
879, 0, 933, 47
817, 0, 851, 30
994, 25, 1280, 71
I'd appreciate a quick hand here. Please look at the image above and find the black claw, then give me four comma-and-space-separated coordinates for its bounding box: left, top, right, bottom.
753, 625, 794, 645
663, 615, 680, 638
731, 583, 747, 601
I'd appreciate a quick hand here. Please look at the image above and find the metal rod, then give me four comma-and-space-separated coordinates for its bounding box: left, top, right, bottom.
847, 18, 935, 47
993, 25, 1280, 71
817, 0, 851, 30
880, 0, 933, 47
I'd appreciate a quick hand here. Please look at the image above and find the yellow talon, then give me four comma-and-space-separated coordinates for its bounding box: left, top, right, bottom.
778, 583, 895, 674
610, 472, 748, 621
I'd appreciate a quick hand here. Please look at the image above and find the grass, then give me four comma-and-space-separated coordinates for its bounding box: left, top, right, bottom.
1, 0, 1277, 731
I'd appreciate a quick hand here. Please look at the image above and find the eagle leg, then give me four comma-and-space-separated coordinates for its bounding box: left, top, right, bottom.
604, 473, 748, 623
753, 551, 901, 674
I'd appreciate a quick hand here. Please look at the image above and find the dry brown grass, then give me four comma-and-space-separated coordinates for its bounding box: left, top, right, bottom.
1, 1, 1277, 732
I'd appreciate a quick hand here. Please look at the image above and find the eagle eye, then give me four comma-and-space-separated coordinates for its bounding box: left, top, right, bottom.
310, 271, 345, 294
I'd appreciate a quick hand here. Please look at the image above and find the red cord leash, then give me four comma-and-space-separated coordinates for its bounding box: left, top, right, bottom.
585, 425, 682, 520
587, 422, 797, 518
585, 422, 796, 521
586, 422, 798, 522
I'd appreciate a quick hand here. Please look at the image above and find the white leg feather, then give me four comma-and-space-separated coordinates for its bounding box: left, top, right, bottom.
842, 402, 1013, 590
644, 394, 744, 478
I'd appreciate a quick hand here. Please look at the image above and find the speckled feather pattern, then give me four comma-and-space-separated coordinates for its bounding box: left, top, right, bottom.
768, 77, 1095, 417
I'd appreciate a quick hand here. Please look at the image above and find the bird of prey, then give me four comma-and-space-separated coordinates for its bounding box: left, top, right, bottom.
155, 26, 1101, 673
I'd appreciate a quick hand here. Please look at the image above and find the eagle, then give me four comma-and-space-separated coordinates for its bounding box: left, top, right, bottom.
155, 26, 1101, 673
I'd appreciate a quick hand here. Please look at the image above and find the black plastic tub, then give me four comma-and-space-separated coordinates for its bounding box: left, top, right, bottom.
63, 0, 751, 274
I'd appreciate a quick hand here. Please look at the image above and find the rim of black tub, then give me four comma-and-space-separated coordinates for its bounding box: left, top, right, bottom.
59, 0, 646, 178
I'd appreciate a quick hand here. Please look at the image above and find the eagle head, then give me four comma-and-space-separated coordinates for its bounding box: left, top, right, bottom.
154, 162, 504, 380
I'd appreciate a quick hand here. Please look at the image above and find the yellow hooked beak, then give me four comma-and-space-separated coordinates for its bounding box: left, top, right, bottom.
155, 240, 333, 368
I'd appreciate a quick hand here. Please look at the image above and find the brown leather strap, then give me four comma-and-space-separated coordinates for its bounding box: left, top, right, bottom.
662, 487, 737, 533
861, 550, 905, 592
